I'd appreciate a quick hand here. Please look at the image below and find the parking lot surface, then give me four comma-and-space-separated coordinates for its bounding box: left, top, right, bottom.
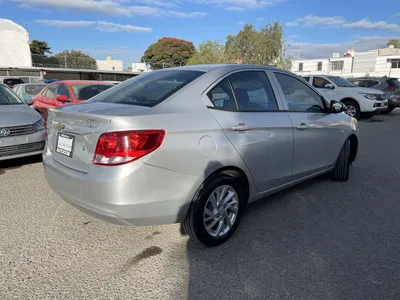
1, 111, 400, 300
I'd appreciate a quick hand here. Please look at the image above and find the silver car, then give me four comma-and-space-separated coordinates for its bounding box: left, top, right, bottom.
43, 65, 359, 246
0, 84, 46, 161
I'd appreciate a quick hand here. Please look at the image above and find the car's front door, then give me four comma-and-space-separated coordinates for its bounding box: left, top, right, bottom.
272, 71, 344, 179
207, 70, 294, 192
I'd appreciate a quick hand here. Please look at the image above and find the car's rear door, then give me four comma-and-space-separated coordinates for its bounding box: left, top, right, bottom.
207, 70, 294, 192
271, 71, 344, 180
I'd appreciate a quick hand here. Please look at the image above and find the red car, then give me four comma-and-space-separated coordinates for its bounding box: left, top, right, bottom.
33, 80, 114, 119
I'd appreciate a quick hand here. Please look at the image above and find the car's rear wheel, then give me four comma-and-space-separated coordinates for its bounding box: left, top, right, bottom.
332, 139, 350, 181
182, 175, 244, 247
342, 100, 360, 119
387, 107, 396, 113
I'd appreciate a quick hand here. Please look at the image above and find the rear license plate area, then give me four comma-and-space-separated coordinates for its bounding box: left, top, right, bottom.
56, 133, 75, 157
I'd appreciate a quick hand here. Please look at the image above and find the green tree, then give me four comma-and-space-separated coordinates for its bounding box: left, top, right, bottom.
186, 41, 228, 65
53, 50, 97, 70
30, 40, 52, 56
387, 39, 400, 48
141, 37, 196, 69
226, 22, 284, 65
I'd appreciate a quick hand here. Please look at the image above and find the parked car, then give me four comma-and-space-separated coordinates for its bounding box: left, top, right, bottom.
104, 81, 122, 85
0, 84, 45, 161
302, 75, 387, 119
13, 83, 47, 105
43, 65, 359, 247
35, 79, 58, 84
32, 80, 114, 120
3, 78, 24, 88
347, 77, 400, 113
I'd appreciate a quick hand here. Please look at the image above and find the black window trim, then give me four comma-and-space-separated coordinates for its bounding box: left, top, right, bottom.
206, 69, 281, 113
273, 71, 329, 113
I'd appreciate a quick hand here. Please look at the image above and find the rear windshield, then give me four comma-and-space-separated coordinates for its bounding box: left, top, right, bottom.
387, 79, 400, 87
70, 84, 113, 100
23, 84, 47, 96
88, 70, 205, 107
0, 85, 25, 105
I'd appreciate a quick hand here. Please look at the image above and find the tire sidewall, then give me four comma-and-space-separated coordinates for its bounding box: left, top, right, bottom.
342, 100, 360, 119
192, 175, 244, 246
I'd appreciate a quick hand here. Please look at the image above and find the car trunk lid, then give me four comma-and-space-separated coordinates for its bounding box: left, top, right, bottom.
46, 103, 150, 173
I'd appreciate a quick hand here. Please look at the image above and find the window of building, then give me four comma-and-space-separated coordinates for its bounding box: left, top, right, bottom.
112, 67, 115, 70
298, 63, 303, 71
317, 62, 323, 71
331, 61, 344, 71
391, 59, 400, 69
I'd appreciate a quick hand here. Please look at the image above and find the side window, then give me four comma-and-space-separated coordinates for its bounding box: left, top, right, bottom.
302, 76, 310, 82
358, 80, 369, 88
57, 84, 71, 99
312, 77, 331, 89
43, 84, 59, 98
229, 71, 278, 111
207, 78, 237, 111
350, 80, 360, 86
367, 80, 379, 87
274, 72, 324, 112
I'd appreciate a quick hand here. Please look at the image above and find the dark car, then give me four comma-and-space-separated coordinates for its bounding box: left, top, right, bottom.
3, 78, 24, 89
35, 79, 58, 84
347, 77, 400, 113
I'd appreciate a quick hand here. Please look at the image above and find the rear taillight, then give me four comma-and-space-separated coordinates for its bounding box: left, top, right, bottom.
384, 86, 397, 91
93, 130, 166, 166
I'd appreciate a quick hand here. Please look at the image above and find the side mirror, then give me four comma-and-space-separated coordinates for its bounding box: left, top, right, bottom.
330, 100, 346, 113
325, 83, 334, 89
56, 95, 69, 102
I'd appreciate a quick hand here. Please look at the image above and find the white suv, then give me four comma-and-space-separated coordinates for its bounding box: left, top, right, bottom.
302, 75, 388, 119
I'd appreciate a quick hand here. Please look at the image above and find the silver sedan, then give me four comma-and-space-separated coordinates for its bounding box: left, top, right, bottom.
43, 64, 359, 246
0, 84, 45, 161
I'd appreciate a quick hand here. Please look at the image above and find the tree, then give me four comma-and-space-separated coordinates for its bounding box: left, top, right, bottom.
53, 50, 97, 69
30, 40, 52, 56
141, 37, 196, 70
186, 41, 228, 65
225, 22, 284, 65
387, 39, 400, 48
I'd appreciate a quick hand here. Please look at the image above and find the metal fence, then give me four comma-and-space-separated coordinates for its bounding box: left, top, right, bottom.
31, 54, 98, 70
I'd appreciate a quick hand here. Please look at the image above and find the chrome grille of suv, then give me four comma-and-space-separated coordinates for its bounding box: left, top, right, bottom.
4, 124, 35, 136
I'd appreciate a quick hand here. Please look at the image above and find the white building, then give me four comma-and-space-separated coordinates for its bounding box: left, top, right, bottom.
291, 46, 400, 78
131, 62, 148, 73
0, 19, 32, 68
96, 56, 123, 71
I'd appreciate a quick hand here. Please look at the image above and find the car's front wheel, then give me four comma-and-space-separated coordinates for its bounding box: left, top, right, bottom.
182, 174, 244, 247
331, 139, 351, 181
342, 100, 360, 119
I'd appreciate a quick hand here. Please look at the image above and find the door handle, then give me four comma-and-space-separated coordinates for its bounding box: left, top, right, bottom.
296, 123, 308, 130
232, 123, 250, 131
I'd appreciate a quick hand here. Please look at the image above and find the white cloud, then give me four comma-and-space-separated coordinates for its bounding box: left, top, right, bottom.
286, 15, 400, 32
35, 20, 152, 32
15, 0, 206, 18
286, 15, 345, 27
256, 17, 264, 21
196, 0, 286, 11
287, 35, 397, 59
236, 21, 245, 25
343, 18, 400, 31
18, 3, 51, 12
134, 0, 180, 7
224, 6, 245, 11
165, 11, 207, 17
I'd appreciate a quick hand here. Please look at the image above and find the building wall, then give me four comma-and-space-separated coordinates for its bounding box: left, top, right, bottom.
96, 57, 123, 71
291, 59, 329, 75
352, 52, 377, 74
0, 19, 32, 67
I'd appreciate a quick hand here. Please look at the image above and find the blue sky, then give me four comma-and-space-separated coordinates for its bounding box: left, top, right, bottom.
1, 0, 400, 65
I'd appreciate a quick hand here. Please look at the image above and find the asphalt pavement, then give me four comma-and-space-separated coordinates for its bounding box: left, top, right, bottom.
1, 111, 400, 300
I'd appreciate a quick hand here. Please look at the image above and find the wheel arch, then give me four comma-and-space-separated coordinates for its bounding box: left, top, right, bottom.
340, 97, 360, 106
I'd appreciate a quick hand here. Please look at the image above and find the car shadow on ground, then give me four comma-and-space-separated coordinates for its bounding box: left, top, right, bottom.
179, 169, 399, 300
0, 155, 42, 175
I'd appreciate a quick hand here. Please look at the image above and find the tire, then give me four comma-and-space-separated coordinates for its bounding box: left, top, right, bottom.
332, 139, 350, 182
342, 100, 360, 119
182, 174, 244, 247
388, 107, 396, 113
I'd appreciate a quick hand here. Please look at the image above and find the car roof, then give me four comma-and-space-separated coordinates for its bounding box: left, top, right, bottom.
160, 64, 284, 73
14, 83, 47, 86
52, 80, 113, 85
348, 77, 397, 80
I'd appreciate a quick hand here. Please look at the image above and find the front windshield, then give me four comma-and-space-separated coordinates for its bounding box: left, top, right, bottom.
326, 76, 354, 87
0, 85, 25, 105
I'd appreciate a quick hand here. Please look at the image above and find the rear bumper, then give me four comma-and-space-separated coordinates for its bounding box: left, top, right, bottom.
43, 153, 202, 226
0, 130, 45, 161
